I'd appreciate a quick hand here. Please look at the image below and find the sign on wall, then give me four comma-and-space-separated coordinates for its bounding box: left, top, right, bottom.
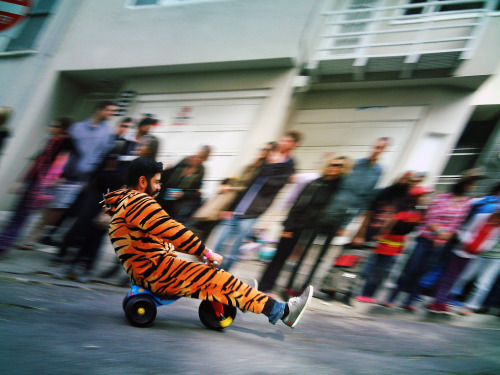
0, 0, 31, 32
172, 106, 193, 126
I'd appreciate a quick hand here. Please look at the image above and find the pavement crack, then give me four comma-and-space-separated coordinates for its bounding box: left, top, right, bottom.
0, 302, 48, 311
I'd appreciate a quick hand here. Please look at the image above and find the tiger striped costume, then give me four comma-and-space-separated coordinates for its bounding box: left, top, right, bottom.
105, 189, 269, 313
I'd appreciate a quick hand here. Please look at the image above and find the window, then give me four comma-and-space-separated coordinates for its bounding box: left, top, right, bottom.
128, 0, 221, 7
5, 0, 59, 52
403, 0, 495, 16
134, 0, 159, 5
437, 119, 496, 191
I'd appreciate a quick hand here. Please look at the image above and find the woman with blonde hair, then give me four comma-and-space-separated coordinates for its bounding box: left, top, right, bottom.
259, 155, 351, 296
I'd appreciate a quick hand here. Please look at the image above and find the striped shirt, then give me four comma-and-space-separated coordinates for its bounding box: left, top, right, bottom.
418, 192, 471, 244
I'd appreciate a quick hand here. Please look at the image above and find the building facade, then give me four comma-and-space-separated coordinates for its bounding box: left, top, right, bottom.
1, 0, 499, 217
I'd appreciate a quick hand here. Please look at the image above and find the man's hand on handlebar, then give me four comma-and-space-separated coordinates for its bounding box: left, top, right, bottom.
201, 251, 223, 268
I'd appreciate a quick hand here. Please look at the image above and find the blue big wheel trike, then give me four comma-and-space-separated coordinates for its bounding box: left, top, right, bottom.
122, 284, 237, 330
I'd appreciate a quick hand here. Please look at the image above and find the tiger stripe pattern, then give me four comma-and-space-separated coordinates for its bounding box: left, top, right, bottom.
105, 189, 269, 313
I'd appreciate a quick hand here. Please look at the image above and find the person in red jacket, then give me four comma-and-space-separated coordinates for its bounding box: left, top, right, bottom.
355, 186, 434, 304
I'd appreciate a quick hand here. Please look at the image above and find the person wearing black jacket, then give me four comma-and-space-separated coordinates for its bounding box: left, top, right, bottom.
157, 145, 211, 223
259, 155, 351, 295
213, 131, 302, 271
53, 118, 138, 281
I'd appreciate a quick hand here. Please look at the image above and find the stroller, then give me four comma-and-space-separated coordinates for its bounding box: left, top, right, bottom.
320, 243, 372, 305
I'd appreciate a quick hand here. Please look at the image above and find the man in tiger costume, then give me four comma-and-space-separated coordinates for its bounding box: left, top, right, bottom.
104, 157, 313, 328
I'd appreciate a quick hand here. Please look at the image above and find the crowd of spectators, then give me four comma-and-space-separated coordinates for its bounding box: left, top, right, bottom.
1, 104, 499, 318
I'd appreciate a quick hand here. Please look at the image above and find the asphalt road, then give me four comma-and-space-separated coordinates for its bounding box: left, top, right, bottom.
0, 275, 499, 375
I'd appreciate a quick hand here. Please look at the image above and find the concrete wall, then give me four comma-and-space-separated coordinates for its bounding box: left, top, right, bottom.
0, 1, 83, 210
455, 15, 500, 77
472, 62, 500, 106
289, 85, 475, 186
122, 67, 297, 172
0, 1, 81, 110
52, 0, 320, 72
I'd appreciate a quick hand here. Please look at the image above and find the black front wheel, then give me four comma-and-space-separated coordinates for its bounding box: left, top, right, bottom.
198, 300, 237, 330
124, 295, 157, 327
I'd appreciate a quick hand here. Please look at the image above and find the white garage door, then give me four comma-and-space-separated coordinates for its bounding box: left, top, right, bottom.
132, 90, 268, 197
290, 106, 427, 186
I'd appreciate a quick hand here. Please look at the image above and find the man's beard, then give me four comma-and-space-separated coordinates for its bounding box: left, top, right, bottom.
146, 182, 159, 198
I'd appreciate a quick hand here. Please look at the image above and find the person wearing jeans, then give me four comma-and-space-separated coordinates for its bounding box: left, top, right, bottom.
356, 186, 432, 304
454, 242, 500, 314
213, 131, 301, 271
213, 216, 259, 270
384, 170, 481, 310
427, 210, 500, 313
259, 155, 351, 295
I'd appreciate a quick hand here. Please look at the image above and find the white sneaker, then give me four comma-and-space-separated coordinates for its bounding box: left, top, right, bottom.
249, 278, 258, 290
282, 285, 313, 328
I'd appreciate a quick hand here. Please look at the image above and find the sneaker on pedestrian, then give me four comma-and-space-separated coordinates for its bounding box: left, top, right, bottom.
402, 304, 418, 312
74, 264, 91, 283
380, 301, 394, 308
75, 272, 91, 283
458, 307, 474, 316
49, 256, 64, 268
355, 296, 377, 303
448, 297, 465, 307
18, 242, 37, 251
475, 306, 490, 314
426, 302, 452, 315
282, 285, 313, 328
53, 265, 73, 279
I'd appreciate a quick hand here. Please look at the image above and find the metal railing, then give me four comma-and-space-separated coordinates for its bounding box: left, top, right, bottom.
312, 0, 498, 64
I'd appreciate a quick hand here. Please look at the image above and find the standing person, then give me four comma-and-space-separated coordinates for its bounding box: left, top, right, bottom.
342, 137, 390, 233
23, 101, 117, 246
135, 135, 159, 160
0, 118, 72, 257
426, 209, 500, 314
457, 239, 500, 316
352, 171, 415, 246
318, 139, 389, 295
259, 155, 351, 296
355, 186, 433, 304
448, 182, 500, 301
158, 145, 211, 223
52, 119, 140, 279
384, 169, 484, 311
409, 172, 427, 189
213, 130, 302, 271
98, 132, 161, 282
462, 181, 500, 222
189, 142, 276, 242
104, 157, 314, 329
126, 117, 157, 145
